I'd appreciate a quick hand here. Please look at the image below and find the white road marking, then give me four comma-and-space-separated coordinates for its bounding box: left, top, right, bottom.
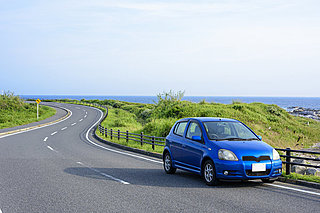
51, 131, 57, 136
79, 119, 83, 122
0, 107, 72, 139
47, 146, 54, 151
267, 183, 320, 196
0, 208, 2, 213
71, 123, 76, 126
61, 127, 67, 130
84, 115, 87, 118
76, 162, 129, 184
44, 137, 48, 142
85, 111, 87, 114
85, 108, 162, 164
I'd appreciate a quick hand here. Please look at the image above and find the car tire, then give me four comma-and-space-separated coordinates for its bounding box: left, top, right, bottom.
203, 160, 219, 186
163, 152, 176, 174
261, 178, 276, 183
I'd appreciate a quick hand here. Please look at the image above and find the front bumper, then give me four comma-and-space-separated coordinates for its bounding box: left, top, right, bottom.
215, 159, 282, 180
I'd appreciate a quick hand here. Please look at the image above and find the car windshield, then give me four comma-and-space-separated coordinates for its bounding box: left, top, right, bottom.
203, 121, 259, 141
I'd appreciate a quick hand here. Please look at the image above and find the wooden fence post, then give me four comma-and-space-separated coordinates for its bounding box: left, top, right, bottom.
152, 136, 155, 150
111, 129, 113, 140
105, 127, 107, 137
118, 129, 120, 140
286, 148, 291, 175
126, 130, 129, 143
140, 132, 143, 146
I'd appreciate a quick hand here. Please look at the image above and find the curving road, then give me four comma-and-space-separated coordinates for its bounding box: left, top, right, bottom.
0, 103, 319, 213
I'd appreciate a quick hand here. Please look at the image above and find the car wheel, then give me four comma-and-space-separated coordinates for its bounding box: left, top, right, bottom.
164, 152, 176, 174
203, 160, 219, 186
261, 178, 276, 183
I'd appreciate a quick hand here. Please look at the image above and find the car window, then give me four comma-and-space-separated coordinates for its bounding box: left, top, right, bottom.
173, 122, 187, 136
233, 122, 255, 138
186, 122, 202, 139
203, 121, 258, 140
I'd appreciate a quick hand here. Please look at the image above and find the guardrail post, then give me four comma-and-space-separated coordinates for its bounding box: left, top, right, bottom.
126, 130, 129, 143
105, 127, 107, 137
102, 126, 105, 135
286, 148, 291, 175
99, 124, 101, 134
140, 132, 143, 146
152, 136, 155, 150
111, 129, 113, 140
118, 129, 120, 140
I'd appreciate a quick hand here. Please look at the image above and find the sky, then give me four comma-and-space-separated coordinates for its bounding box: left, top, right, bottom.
0, 0, 319, 97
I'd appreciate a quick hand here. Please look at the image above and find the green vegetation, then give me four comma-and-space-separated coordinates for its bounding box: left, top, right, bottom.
282, 172, 320, 184
82, 91, 320, 153
0, 92, 56, 129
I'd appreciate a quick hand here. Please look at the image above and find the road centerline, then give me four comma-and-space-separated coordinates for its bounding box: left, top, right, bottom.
71, 123, 76, 126
51, 131, 57, 136
61, 127, 67, 130
44, 137, 48, 142
47, 146, 54, 151
76, 162, 130, 185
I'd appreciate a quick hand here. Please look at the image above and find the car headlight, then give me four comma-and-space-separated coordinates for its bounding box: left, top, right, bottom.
218, 149, 238, 161
273, 149, 280, 160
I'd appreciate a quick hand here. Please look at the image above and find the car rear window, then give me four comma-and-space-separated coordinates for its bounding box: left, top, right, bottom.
174, 122, 187, 136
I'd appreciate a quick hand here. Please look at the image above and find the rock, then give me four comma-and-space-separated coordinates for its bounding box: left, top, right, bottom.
311, 143, 320, 150
291, 165, 306, 175
292, 159, 306, 164
306, 168, 317, 175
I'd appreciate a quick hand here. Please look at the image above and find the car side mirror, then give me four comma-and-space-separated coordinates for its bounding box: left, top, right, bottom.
257, 135, 262, 140
192, 136, 202, 142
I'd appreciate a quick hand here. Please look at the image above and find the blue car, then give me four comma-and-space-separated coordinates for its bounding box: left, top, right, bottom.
163, 117, 282, 185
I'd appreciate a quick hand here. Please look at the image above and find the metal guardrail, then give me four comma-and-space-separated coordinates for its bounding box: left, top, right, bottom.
275, 148, 320, 175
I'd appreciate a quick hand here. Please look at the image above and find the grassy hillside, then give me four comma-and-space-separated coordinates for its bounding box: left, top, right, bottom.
0, 92, 56, 129
88, 92, 320, 149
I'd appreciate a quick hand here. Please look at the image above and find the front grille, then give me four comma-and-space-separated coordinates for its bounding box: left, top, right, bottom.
246, 169, 271, 176
242, 156, 270, 162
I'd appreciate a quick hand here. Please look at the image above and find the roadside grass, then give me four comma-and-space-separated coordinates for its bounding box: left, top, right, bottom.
282, 172, 320, 184
0, 93, 56, 129
101, 107, 143, 133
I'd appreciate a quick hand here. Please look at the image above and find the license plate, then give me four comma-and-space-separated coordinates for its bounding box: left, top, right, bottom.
252, 163, 266, 172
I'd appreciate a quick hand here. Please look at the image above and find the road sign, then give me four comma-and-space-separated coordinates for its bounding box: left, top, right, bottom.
36, 99, 41, 119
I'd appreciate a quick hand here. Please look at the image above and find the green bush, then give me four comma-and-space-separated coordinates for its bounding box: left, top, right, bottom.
0, 91, 56, 129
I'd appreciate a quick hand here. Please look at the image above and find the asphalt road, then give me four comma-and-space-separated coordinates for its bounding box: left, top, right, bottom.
0, 103, 319, 213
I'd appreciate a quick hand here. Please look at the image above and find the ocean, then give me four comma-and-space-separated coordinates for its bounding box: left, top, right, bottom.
20, 95, 320, 110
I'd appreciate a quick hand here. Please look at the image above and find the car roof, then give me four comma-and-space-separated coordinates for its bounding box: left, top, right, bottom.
177, 117, 239, 122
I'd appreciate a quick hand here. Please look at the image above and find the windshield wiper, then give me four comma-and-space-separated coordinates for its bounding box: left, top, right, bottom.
214, 137, 259, 141
215, 137, 244, 141
243, 138, 259, 141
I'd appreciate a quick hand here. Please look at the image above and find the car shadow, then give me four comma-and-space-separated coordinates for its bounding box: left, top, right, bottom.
64, 167, 265, 189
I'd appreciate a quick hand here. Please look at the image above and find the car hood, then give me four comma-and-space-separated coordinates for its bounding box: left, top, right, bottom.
213, 140, 273, 158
